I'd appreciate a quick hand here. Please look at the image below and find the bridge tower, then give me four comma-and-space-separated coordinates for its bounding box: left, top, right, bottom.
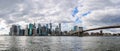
78, 27, 83, 36
78, 31, 83, 36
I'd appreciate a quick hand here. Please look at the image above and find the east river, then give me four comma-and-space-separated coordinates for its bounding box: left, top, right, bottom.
0, 36, 120, 51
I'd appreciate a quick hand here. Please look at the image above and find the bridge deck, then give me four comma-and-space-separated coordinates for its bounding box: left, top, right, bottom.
71, 25, 120, 34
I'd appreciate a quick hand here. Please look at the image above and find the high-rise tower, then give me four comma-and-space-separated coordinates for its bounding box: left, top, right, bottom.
59, 23, 61, 35
37, 24, 42, 36
33, 23, 37, 36
28, 23, 33, 36
10, 25, 19, 36
25, 25, 28, 36
49, 23, 52, 35
17, 25, 21, 36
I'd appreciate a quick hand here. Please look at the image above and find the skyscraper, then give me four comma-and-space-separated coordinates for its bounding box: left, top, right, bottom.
20, 29, 25, 36
28, 23, 33, 36
37, 24, 42, 36
59, 23, 61, 35
17, 25, 21, 36
74, 26, 77, 31
9, 27, 12, 36
33, 23, 37, 36
55, 26, 59, 36
41, 25, 48, 36
49, 23, 52, 35
46, 24, 49, 35
10, 25, 19, 36
25, 25, 28, 36
59, 23, 61, 31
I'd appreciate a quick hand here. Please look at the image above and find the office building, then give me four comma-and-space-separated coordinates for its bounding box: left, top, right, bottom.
25, 25, 28, 36
49, 23, 52, 35
41, 25, 47, 36
37, 24, 42, 36
10, 25, 19, 36
20, 29, 25, 36
32, 23, 37, 36
28, 23, 34, 36
46, 24, 49, 34
17, 25, 21, 36
59, 23, 61, 35
55, 26, 59, 36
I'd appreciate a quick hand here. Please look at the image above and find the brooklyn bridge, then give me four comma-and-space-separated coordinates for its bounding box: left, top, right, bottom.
70, 25, 120, 36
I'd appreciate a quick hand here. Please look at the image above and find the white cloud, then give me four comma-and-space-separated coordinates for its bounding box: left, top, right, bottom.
0, 0, 79, 34
0, 0, 120, 34
78, 0, 120, 33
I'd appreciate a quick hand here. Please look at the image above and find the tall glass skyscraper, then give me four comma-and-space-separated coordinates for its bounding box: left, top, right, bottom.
74, 26, 77, 31
29, 23, 33, 36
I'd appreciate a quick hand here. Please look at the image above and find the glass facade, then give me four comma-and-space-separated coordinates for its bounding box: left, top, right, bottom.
29, 23, 33, 36
74, 26, 77, 31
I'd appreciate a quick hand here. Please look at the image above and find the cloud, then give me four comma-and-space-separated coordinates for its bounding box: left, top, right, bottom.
0, 0, 120, 34
82, 8, 120, 27
0, 0, 79, 34
79, 0, 120, 33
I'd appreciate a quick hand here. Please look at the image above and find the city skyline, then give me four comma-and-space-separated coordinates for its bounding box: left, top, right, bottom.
9, 23, 71, 36
0, 0, 120, 34
9, 23, 120, 36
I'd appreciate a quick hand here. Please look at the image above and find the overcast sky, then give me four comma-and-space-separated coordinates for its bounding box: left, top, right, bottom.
0, 0, 120, 34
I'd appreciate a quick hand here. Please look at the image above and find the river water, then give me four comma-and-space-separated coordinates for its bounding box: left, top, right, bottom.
0, 36, 119, 51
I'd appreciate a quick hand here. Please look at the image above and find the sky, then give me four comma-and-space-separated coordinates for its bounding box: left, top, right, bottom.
0, 0, 120, 34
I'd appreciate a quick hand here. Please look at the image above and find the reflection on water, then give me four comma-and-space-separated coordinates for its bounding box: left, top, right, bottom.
0, 36, 120, 51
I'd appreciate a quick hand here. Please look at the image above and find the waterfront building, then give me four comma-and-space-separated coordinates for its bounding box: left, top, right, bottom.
17, 25, 21, 36
9, 27, 12, 36
25, 25, 28, 36
51, 30, 55, 36
46, 24, 49, 35
49, 23, 52, 35
10, 25, 19, 36
32, 23, 37, 36
59, 23, 61, 35
20, 29, 25, 36
63, 31, 68, 36
55, 26, 59, 36
73, 26, 83, 36
41, 25, 47, 36
73, 26, 80, 31
74, 26, 77, 31
37, 24, 42, 36
28, 23, 34, 36
33, 28, 37, 36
